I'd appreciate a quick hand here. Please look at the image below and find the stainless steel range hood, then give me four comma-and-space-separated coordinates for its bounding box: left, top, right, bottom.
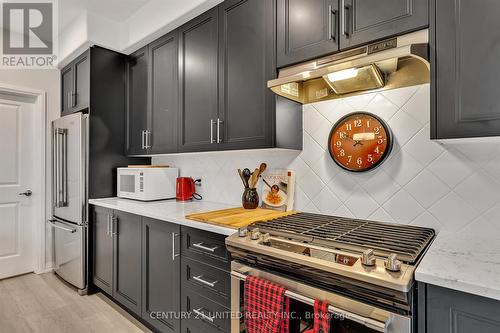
268, 30, 429, 104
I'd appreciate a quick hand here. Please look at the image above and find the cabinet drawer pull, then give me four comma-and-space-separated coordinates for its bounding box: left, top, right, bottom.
193, 275, 218, 287
210, 119, 215, 144
193, 308, 214, 323
192, 242, 219, 253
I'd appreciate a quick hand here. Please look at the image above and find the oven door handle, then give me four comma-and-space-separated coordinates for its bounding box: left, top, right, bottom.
231, 270, 392, 332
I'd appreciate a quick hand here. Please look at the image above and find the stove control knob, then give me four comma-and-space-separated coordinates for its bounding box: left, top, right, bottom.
250, 228, 261, 240
262, 233, 271, 244
238, 227, 248, 237
361, 249, 376, 266
385, 253, 402, 272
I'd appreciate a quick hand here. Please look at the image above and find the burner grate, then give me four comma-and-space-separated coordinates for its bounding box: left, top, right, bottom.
251, 212, 435, 264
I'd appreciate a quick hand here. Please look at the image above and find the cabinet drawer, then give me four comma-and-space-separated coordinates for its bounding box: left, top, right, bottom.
181, 227, 230, 270
182, 257, 230, 307
182, 289, 230, 333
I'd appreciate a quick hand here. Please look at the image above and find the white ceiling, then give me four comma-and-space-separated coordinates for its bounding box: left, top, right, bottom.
59, 0, 149, 30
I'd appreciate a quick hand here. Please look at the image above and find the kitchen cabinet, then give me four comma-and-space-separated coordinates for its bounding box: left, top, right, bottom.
92, 206, 113, 295
126, 47, 149, 155
142, 217, 181, 332
340, 0, 428, 50
178, 8, 219, 152
277, 0, 428, 68
277, 0, 339, 68
112, 210, 142, 316
149, 32, 179, 154
60, 50, 90, 115
430, 0, 500, 139
419, 283, 500, 332
217, 0, 276, 150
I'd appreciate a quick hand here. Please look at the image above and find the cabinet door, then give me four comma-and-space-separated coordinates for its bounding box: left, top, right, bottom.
431, 0, 500, 139
178, 9, 219, 152
61, 64, 73, 115
426, 284, 500, 332
218, 0, 275, 150
142, 217, 181, 332
149, 32, 179, 154
340, 0, 428, 50
126, 47, 149, 155
112, 210, 142, 315
277, 0, 339, 67
92, 206, 113, 295
72, 50, 90, 112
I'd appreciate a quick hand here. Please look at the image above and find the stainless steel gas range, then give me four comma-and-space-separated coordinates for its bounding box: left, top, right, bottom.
226, 212, 435, 333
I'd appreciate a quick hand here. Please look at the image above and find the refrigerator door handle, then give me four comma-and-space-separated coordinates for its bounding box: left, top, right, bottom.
48, 219, 77, 233
61, 128, 68, 207
55, 128, 69, 207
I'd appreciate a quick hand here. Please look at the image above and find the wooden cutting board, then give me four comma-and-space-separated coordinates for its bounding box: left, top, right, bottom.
185, 207, 298, 229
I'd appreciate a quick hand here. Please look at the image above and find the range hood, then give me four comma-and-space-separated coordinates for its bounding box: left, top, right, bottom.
268, 30, 430, 104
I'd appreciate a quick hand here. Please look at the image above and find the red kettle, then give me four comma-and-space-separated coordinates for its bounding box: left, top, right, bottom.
176, 177, 202, 201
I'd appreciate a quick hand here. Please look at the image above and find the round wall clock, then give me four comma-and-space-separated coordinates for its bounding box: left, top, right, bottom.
328, 112, 393, 172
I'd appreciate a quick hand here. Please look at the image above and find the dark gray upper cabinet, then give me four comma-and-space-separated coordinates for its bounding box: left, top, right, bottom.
61, 65, 73, 115
178, 8, 219, 152
72, 51, 90, 111
112, 210, 142, 316
340, 0, 428, 50
420, 283, 500, 333
277, 0, 339, 68
60, 50, 90, 115
92, 206, 113, 295
126, 47, 149, 155
430, 0, 500, 139
142, 217, 181, 332
149, 32, 179, 154
218, 0, 276, 150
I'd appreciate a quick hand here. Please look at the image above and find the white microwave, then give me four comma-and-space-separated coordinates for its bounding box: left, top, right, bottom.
117, 167, 178, 201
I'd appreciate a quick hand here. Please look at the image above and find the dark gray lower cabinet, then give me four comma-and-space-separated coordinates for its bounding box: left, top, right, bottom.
340, 0, 428, 50
142, 217, 181, 332
112, 210, 142, 316
420, 283, 500, 332
430, 0, 500, 139
92, 206, 113, 295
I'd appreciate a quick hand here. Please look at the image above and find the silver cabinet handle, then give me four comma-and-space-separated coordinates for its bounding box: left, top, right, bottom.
192, 242, 218, 253
146, 130, 152, 149
193, 308, 214, 323
216, 118, 223, 143
172, 232, 180, 261
48, 219, 76, 233
110, 216, 118, 236
193, 275, 218, 287
210, 119, 215, 143
106, 214, 110, 236
328, 5, 337, 41
141, 130, 145, 149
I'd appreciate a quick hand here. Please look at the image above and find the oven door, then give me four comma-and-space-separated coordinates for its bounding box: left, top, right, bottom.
230, 262, 412, 333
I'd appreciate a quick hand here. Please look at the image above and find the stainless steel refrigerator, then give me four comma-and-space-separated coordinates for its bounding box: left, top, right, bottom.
48, 112, 88, 294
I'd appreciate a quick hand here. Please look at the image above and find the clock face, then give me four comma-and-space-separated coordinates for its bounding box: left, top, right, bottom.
328, 112, 393, 172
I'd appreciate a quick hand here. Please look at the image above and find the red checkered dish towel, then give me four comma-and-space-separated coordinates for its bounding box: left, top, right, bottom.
244, 275, 290, 333
304, 300, 331, 333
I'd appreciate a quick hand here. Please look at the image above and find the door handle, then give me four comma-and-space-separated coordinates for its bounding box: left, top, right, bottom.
328, 5, 337, 42
110, 216, 118, 236
141, 130, 146, 149
19, 190, 32, 197
48, 219, 77, 233
344, 2, 352, 37
145, 130, 152, 149
192, 308, 215, 323
210, 119, 215, 144
216, 118, 223, 143
172, 232, 180, 261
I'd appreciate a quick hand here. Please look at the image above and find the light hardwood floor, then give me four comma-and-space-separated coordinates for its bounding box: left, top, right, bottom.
0, 273, 151, 333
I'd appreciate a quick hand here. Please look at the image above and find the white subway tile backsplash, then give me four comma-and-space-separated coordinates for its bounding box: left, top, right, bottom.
153, 84, 500, 233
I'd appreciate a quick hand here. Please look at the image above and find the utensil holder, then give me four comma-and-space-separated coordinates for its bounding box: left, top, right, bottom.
242, 188, 259, 209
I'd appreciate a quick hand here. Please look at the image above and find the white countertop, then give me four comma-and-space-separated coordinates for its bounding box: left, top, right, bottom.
416, 229, 500, 301
89, 198, 238, 236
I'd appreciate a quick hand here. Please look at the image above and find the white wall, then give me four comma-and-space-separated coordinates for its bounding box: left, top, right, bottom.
153, 84, 500, 234
0, 69, 60, 268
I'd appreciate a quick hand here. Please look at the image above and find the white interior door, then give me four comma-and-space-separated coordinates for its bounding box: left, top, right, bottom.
0, 97, 39, 279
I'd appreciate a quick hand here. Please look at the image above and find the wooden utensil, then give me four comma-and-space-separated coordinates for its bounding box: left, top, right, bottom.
242, 168, 252, 188
249, 168, 261, 188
